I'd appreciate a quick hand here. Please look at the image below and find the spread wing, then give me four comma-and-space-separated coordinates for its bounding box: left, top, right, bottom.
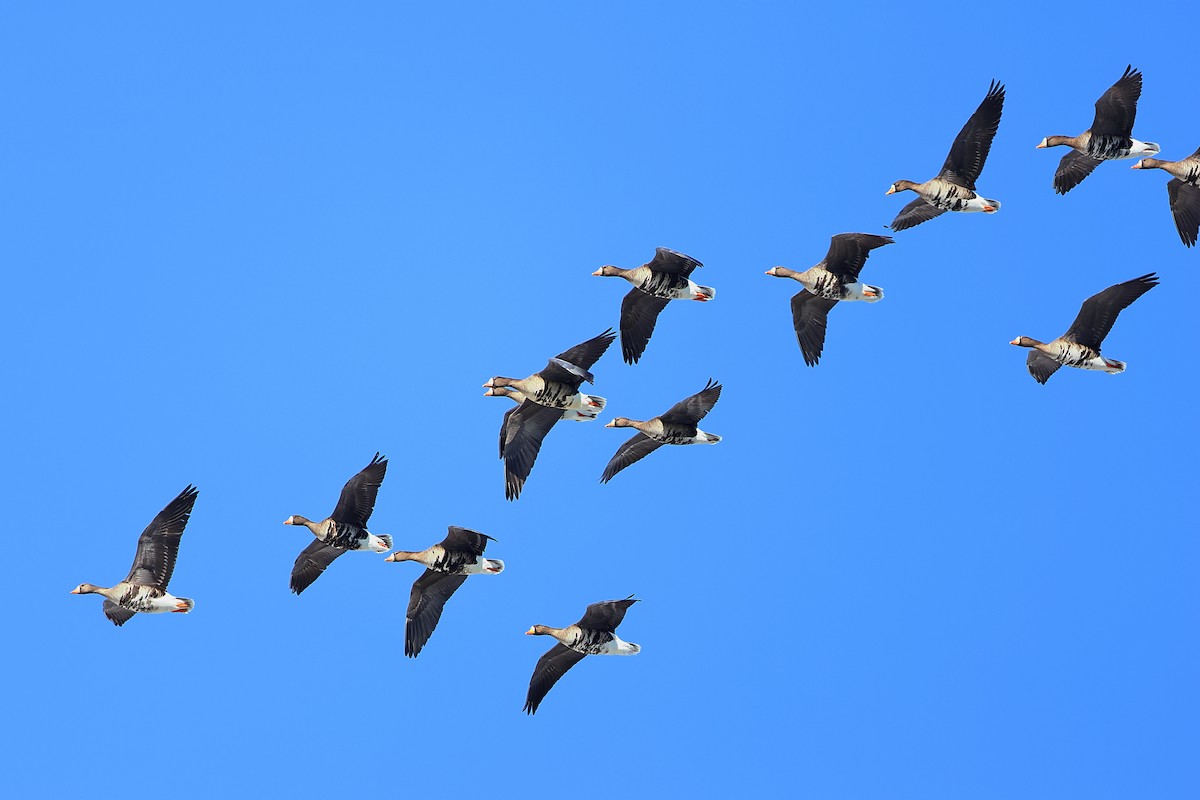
440, 526, 493, 556
330, 453, 387, 527
1168, 178, 1200, 248
645, 247, 702, 277
552, 329, 617, 373
887, 197, 946, 231
499, 405, 517, 458
102, 600, 137, 627
1063, 273, 1158, 350
405, 570, 469, 658
619, 289, 671, 365
502, 400, 563, 500
1054, 150, 1103, 195
576, 596, 639, 632
1025, 351, 1063, 385
523, 643, 587, 715
123, 485, 199, 589
1091, 65, 1142, 138
659, 379, 722, 426
599, 432, 664, 484
790, 291, 839, 367
290, 539, 346, 595
822, 233, 894, 283
940, 80, 1005, 189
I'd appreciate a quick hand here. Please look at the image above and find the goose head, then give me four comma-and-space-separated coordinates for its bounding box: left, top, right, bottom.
765, 266, 799, 279
604, 417, 638, 429
70, 583, 103, 595
885, 180, 917, 195
591, 265, 626, 278
1036, 136, 1069, 149
1131, 158, 1162, 170
483, 376, 515, 391
1009, 336, 1041, 348
283, 515, 311, 526
525, 625, 556, 636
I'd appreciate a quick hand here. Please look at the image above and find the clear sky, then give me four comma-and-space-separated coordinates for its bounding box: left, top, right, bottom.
4, 3, 1197, 798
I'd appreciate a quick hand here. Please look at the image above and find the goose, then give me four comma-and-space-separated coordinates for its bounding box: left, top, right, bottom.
1037, 65, 1160, 194
384, 526, 505, 658
1131, 147, 1200, 247
592, 247, 715, 364
485, 329, 616, 500
600, 379, 721, 483
1011, 273, 1158, 384
71, 485, 199, 627
886, 80, 1005, 231
485, 385, 602, 460
766, 233, 894, 366
524, 596, 640, 715
285, 452, 392, 594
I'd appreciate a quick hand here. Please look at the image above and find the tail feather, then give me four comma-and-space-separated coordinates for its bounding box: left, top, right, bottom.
985, 198, 1001, 211
696, 285, 716, 300
583, 394, 606, 411
1104, 358, 1126, 374
485, 559, 505, 573
173, 598, 195, 613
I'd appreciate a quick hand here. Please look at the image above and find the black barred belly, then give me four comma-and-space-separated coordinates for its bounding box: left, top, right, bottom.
326, 521, 366, 549
930, 184, 978, 212
638, 271, 690, 299
572, 630, 616, 655
1087, 135, 1134, 161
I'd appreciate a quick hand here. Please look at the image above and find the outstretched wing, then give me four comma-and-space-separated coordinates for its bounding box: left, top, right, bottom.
523, 643, 587, 715
1025, 351, 1063, 385
102, 600, 137, 627
1091, 65, 1142, 138
503, 400, 564, 500
887, 197, 946, 231
1063, 273, 1158, 350
1168, 178, 1200, 248
599, 432, 664, 484
619, 289, 671, 365
330, 453, 387, 527
790, 291, 839, 367
440, 526, 494, 556
659, 379, 722, 426
645, 247, 702, 278
290, 539, 346, 595
552, 329, 617, 372
124, 485, 199, 589
405, 570, 469, 658
576, 596, 639, 632
940, 80, 1005, 189
822, 233, 894, 283
1054, 150, 1103, 195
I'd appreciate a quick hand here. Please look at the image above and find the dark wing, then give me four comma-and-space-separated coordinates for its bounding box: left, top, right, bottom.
552, 328, 617, 372
102, 600, 137, 627
645, 247, 702, 278
503, 400, 564, 500
1168, 178, 1200, 248
1063, 273, 1158, 350
1091, 65, 1142, 138
524, 643, 587, 715
123, 485, 199, 589
599, 432, 664, 484
822, 233, 895, 282
1026, 351, 1063, 385
939, 80, 1005, 189
1054, 150, 1103, 195
405, 570, 468, 658
619, 289, 671, 364
330, 453, 387, 527
576, 596, 639, 632
790, 291, 839, 367
659, 379, 722, 426
290, 539, 346, 595
499, 405, 517, 458
440, 526, 494, 556
887, 197, 946, 231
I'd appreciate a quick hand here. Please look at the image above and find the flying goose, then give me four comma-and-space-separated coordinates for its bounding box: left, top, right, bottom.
1131, 146, 1200, 247
1037, 65, 1160, 194
1010, 273, 1158, 384
592, 247, 715, 364
766, 233, 894, 366
285, 453, 392, 594
486, 385, 602, 460
485, 329, 616, 500
384, 526, 505, 658
600, 379, 722, 483
71, 485, 199, 627
524, 596, 640, 715
886, 80, 1005, 231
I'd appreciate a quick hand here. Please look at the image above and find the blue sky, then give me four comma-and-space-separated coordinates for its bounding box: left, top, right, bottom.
4, 3, 1198, 798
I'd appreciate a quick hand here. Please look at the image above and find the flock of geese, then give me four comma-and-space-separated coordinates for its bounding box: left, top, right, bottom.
71, 65, 1192, 714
